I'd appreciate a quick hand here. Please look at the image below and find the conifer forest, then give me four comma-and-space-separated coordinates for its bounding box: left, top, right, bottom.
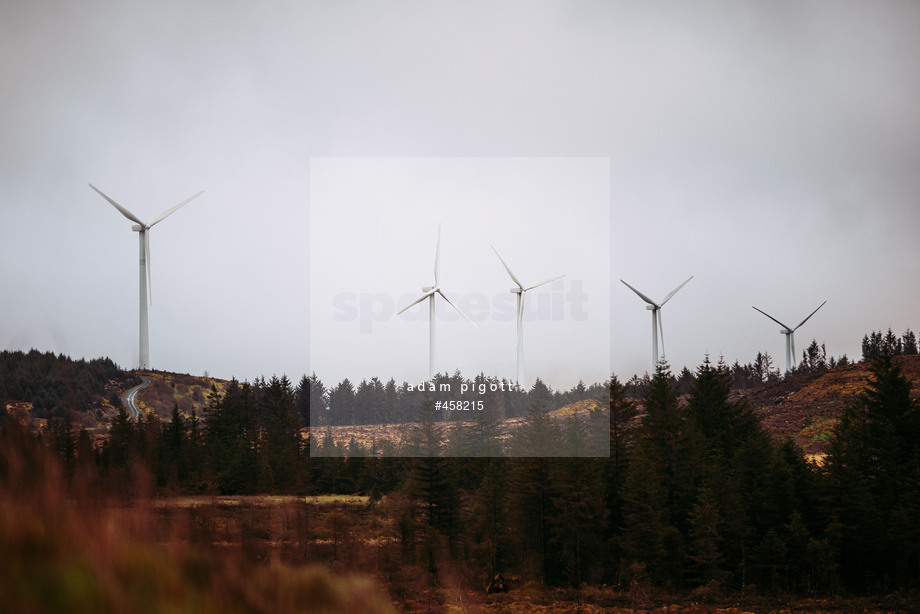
1, 333, 919, 612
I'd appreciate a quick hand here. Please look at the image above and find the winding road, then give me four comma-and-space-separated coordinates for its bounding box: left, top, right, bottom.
122, 375, 152, 420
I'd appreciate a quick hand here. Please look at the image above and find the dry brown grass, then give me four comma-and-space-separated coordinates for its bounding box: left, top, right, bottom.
133, 370, 230, 420
310, 399, 607, 456
0, 423, 396, 614
735, 355, 920, 455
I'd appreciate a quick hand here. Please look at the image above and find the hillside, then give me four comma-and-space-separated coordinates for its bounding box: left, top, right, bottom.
128, 370, 230, 420
0, 349, 229, 432
6, 353, 920, 457
123, 355, 920, 458
733, 354, 920, 456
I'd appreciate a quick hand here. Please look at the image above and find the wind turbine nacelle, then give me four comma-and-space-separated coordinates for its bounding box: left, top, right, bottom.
511, 287, 523, 294
645, 305, 655, 311
131, 224, 144, 232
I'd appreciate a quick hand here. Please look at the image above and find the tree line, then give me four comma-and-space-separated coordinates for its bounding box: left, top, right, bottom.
0, 349, 130, 419
622, 338, 852, 399
862, 327, 918, 361
309, 372, 606, 426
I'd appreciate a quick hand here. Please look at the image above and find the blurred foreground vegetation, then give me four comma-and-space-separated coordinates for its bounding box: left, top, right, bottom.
0, 420, 396, 613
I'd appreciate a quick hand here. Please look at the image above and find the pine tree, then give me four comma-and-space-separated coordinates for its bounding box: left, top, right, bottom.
405, 395, 444, 458
411, 456, 460, 553
528, 378, 554, 410
750, 528, 788, 593
307, 372, 327, 426
753, 352, 777, 383
205, 380, 260, 494
604, 375, 636, 576
106, 406, 134, 470
260, 375, 301, 493
826, 352, 920, 589
354, 379, 375, 424
687, 485, 724, 586
883, 328, 902, 356
48, 414, 75, 476
510, 397, 562, 457
621, 445, 672, 583
560, 412, 589, 456
328, 378, 356, 426
446, 396, 504, 457
403, 398, 460, 573
676, 366, 695, 395
507, 456, 558, 584
801, 340, 828, 373
383, 378, 400, 424
184, 411, 205, 489
640, 362, 696, 530
75, 426, 95, 469
295, 374, 310, 426
137, 411, 162, 481
687, 356, 761, 466
470, 459, 510, 579
902, 329, 918, 355
783, 510, 811, 593
621, 363, 694, 586
550, 457, 608, 586
162, 403, 186, 487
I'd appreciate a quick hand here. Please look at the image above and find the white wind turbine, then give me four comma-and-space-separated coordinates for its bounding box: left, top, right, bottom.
621, 276, 693, 373
90, 184, 203, 370
397, 223, 477, 379
491, 245, 565, 388
752, 300, 827, 374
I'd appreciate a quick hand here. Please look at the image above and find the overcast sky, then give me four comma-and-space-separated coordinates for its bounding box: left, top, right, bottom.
2, 1, 919, 391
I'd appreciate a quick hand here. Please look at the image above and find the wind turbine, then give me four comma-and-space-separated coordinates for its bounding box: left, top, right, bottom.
491, 245, 565, 388
90, 184, 203, 370
752, 300, 826, 374
397, 223, 477, 379
621, 276, 693, 372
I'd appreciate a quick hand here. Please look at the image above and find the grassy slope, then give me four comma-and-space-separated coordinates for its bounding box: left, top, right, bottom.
129, 370, 230, 420
734, 354, 920, 456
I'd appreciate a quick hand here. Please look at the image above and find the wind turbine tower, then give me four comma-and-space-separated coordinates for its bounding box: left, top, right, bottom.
90, 184, 203, 370
621, 276, 693, 373
491, 245, 565, 388
397, 223, 477, 379
752, 300, 827, 373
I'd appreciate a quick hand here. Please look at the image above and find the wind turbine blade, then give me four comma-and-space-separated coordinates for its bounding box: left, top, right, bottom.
791, 334, 797, 367
490, 244, 524, 289
145, 231, 152, 305
89, 184, 145, 226
397, 289, 437, 315
658, 309, 666, 358
518, 288, 526, 326
752, 306, 793, 333
794, 300, 827, 331
148, 191, 204, 227
659, 275, 693, 307
620, 279, 657, 307
433, 223, 441, 287
437, 289, 478, 327
524, 274, 566, 292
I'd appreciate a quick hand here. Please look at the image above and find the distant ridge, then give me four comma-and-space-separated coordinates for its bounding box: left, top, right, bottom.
6, 351, 920, 459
